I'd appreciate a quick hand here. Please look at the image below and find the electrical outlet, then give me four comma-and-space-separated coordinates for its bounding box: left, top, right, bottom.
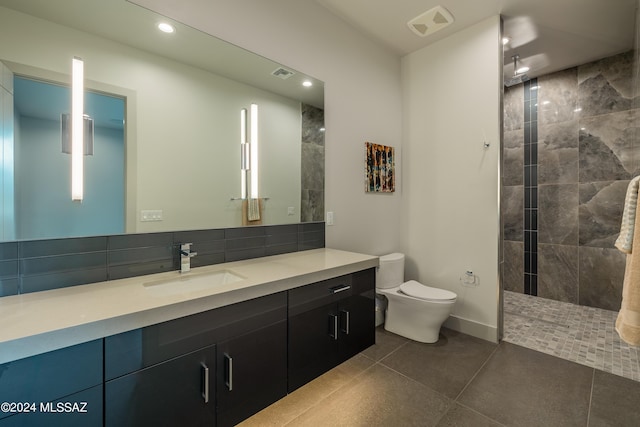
287, 206, 295, 216
141, 210, 163, 222
327, 211, 334, 226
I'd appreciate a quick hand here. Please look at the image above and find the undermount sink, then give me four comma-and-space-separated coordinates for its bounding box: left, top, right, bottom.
143, 270, 245, 296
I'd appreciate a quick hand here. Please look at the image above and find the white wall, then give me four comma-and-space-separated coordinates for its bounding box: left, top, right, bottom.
133, 0, 404, 255
401, 16, 502, 342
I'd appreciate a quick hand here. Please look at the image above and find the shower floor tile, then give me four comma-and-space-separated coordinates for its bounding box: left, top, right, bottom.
503, 290, 640, 381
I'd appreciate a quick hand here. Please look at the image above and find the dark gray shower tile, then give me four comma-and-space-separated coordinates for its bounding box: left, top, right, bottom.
266, 243, 299, 256
579, 110, 639, 181
0, 242, 18, 260
579, 180, 628, 247
298, 230, 325, 250
503, 241, 524, 294
21, 268, 108, 294
504, 84, 524, 131
301, 189, 325, 222
538, 184, 578, 245
578, 246, 625, 311
187, 252, 225, 268
108, 233, 173, 250
21, 252, 107, 276
0, 279, 19, 296
266, 231, 297, 246
502, 185, 523, 242
538, 120, 579, 184
381, 328, 497, 399
589, 369, 640, 427
299, 222, 324, 233
537, 67, 579, 125
458, 342, 592, 427
537, 243, 578, 304
503, 129, 523, 186
266, 224, 299, 235
578, 50, 636, 118
301, 143, 325, 189
20, 237, 107, 258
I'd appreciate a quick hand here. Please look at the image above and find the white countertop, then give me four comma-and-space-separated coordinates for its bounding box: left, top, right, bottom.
0, 248, 378, 364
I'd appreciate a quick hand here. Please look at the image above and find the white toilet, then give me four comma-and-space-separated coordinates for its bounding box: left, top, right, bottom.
377, 253, 456, 343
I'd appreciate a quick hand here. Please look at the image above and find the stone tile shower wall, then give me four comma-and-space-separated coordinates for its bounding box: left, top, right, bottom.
503, 51, 639, 311
301, 104, 325, 222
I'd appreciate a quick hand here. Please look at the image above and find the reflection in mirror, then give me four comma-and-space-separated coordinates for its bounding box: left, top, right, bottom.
0, 0, 324, 242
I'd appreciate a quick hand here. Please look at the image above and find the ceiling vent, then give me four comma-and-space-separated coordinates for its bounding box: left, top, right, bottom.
271, 67, 295, 80
407, 5, 454, 38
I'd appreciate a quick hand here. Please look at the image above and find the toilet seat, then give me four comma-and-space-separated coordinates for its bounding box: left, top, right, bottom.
399, 280, 457, 302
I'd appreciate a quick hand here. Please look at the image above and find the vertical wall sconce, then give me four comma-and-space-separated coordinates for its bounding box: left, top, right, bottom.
250, 103, 259, 199
240, 108, 248, 200
71, 56, 84, 202
239, 104, 259, 200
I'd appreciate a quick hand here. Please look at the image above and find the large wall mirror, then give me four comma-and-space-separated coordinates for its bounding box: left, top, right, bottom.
0, 0, 324, 242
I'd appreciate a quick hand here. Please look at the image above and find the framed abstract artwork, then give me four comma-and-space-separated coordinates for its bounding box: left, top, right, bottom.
365, 142, 395, 193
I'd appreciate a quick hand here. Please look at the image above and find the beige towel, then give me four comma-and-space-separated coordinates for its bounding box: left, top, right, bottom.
615, 176, 640, 254
241, 198, 263, 225
616, 179, 640, 346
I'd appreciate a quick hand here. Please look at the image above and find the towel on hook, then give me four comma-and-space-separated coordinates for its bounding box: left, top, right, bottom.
615, 176, 640, 253
616, 176, 640, 346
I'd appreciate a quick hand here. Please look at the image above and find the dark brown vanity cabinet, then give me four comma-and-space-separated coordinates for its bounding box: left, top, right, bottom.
288, 268, 375, 392
103, 291, 287, 427
0, 340, 103, 427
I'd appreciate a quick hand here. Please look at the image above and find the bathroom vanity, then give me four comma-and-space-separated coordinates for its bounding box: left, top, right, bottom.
0, 249, 378, 427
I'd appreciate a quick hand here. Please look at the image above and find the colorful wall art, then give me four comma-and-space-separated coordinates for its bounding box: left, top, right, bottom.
365, 142, 395, 193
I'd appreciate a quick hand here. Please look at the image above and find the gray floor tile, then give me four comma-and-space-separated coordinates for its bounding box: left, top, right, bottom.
588, 369, 640, 427
458, 342, 592, 427
380, 328, 497, 398
361, 326, 408, 361
436, 403, 504, 427
289, 364, 452, 427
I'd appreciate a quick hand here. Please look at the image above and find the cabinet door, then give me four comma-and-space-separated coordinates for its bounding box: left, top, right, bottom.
338, 268, 376, 361
288, 302, 340, 392
0, 340, 103, 422
216, 320, 287, 427
105, 345, 216, 427
0, 385, 102, 427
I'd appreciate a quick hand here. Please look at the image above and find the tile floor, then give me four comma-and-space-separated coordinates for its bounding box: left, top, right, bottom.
241, 327, 640, 426
503, 290, 640, 381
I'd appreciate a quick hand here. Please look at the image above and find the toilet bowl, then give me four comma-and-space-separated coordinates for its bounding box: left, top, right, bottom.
377, 253, 456, 343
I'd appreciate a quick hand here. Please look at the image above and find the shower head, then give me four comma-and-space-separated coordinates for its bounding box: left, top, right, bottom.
504, 54, 530, 87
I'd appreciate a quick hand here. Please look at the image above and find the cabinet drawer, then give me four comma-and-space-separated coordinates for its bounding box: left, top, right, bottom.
0, 340, 103, 421
288, 274, 353, 316
105, 292, 286, 380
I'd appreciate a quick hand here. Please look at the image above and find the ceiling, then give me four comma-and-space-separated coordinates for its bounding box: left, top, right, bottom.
316, 0, 637, 81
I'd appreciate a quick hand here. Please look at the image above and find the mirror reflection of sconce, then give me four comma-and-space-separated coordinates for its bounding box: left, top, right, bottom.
239, 103, 259, 200
71, 56, 84, 202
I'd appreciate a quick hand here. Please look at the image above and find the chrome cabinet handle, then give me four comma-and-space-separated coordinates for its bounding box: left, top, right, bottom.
225, 353, 233, 391
201, 362, 209, 403
340, 309, 350, 335
329, 314, 339, 340
329, 284, 351, 294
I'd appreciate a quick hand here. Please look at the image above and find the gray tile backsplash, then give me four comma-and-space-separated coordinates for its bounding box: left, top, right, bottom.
0, 223, 325, 297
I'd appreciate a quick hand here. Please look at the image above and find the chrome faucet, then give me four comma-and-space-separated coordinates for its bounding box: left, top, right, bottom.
179, 243, 198, 273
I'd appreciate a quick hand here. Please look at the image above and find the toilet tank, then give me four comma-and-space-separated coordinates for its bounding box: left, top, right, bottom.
376, 253, 405, 289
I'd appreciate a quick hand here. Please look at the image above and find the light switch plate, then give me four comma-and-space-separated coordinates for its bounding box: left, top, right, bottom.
141, 210, 163, 222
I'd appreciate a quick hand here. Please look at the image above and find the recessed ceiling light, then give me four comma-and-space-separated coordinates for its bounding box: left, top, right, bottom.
157, 22, 175, 34
502, 37, 511, 45
302, 80, 313, 87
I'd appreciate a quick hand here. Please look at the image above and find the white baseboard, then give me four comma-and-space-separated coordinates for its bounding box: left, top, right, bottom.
444, 314, 498, 343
